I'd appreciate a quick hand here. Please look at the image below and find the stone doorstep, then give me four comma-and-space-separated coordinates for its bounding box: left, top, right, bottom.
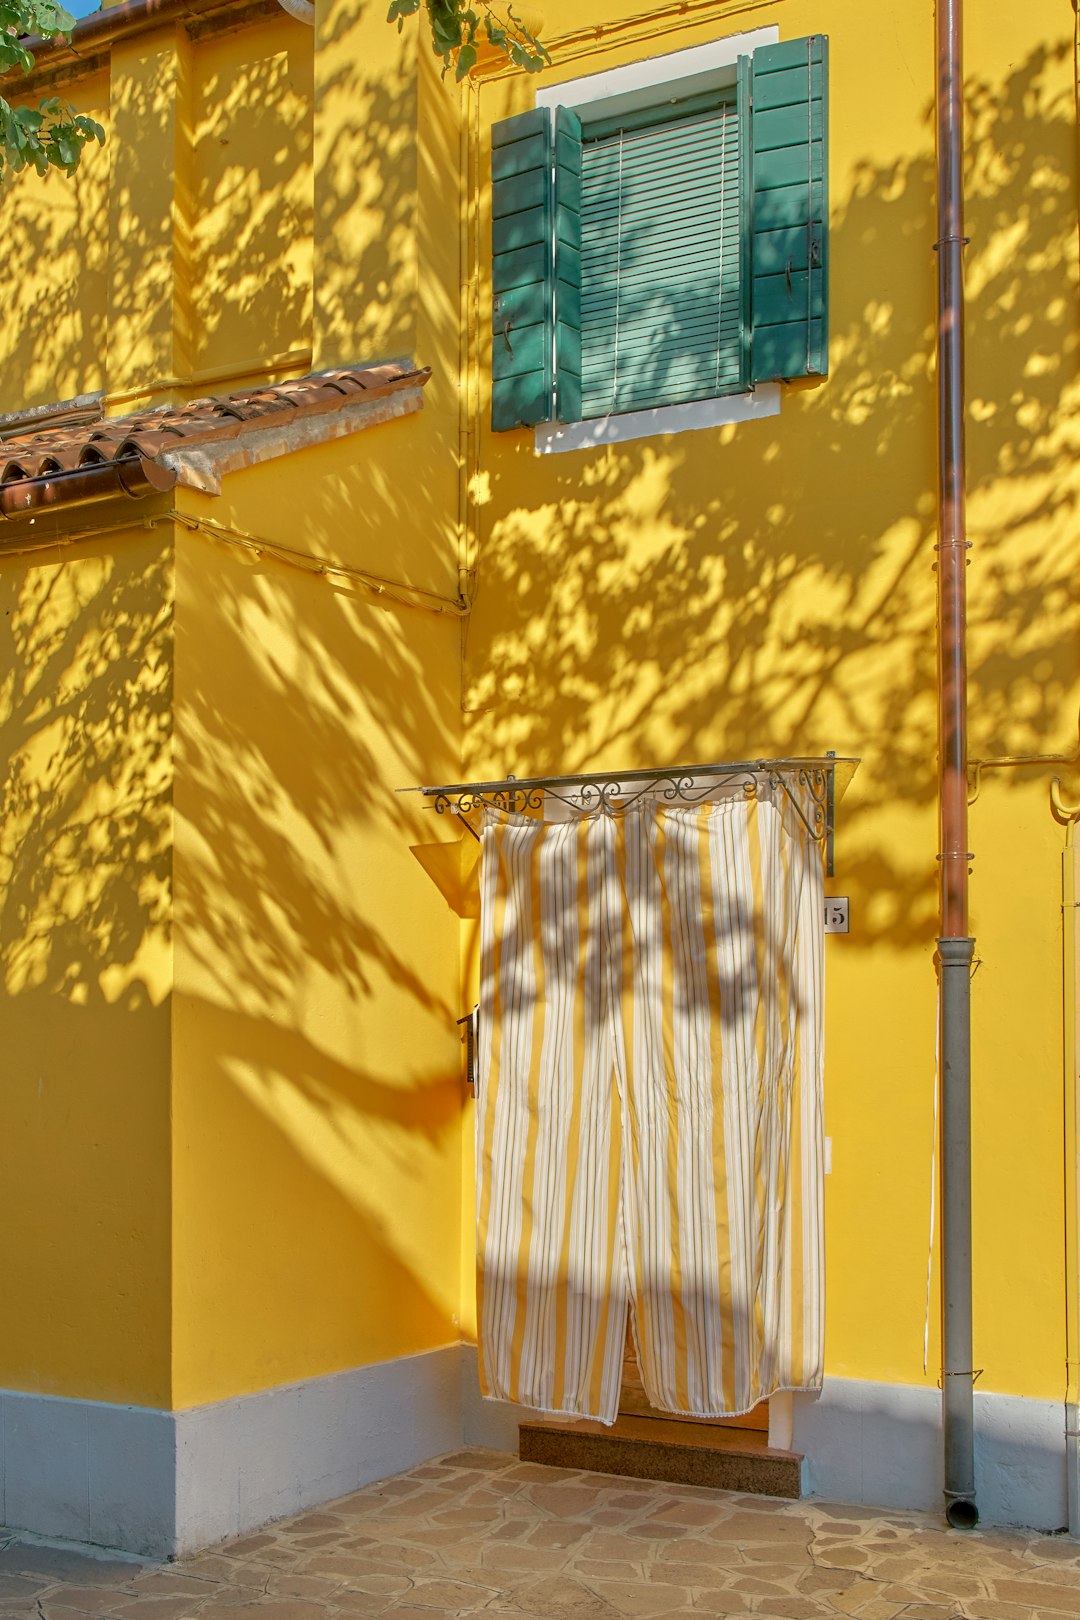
518, 1416, 804, 1500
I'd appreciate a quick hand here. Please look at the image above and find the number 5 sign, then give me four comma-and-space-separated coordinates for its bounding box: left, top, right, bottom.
824, 898, 850, 934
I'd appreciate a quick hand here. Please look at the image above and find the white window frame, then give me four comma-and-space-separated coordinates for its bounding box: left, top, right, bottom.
533, 27, 781, 457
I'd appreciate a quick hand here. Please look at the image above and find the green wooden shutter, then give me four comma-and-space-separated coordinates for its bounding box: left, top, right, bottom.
492, 108, 552, 430
748, 34, 829, 381
491, 107, 582, 431
579, 96, 743, 419
553, 107, 583, 425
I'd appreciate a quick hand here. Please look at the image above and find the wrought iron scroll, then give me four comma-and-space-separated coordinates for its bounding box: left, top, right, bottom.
408, 757, 856, 877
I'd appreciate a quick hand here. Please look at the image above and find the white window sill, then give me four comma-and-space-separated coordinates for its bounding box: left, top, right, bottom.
534, 384, 781, 456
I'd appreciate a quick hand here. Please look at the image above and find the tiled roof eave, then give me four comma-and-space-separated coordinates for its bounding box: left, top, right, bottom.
0, 363, 431, 521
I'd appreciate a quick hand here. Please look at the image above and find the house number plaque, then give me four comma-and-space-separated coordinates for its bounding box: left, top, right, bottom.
824, 898, 850, 934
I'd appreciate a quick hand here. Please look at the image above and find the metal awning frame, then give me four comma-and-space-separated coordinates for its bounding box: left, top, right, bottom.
404, 754, 858, 876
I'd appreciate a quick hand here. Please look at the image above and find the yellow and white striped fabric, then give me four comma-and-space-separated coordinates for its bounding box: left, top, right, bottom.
476, 791, 824, 1424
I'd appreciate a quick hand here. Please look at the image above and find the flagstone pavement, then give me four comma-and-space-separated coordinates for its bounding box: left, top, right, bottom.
0, 1448, 1077, 1620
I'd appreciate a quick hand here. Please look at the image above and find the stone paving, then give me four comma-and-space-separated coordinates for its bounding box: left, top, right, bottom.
0, 1448, 1076, 1620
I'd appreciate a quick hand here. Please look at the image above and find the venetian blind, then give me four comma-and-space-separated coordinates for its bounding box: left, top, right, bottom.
579, 96, 743, 420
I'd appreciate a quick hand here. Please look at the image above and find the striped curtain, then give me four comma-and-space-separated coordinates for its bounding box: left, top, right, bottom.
475, 791, 824, 1424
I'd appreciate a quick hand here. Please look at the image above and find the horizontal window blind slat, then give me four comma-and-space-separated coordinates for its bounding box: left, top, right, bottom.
582, 111, 737, 160
582, 194, 740, 226
583, 153, 739, 182
582, 278, 742, 309
582, 150, 736, 189
581, 351, 741, 388
583, 325, 740, 358
581, 168, 736, 209
581, 284, 742, 318
581, 373, 742, 416
582, 145, 737, 190
582, 151, 738, 184
581, 321, 743, 355
580, 313, 740, 352
581, 263, 741, 302
582, 179, 744, 215
582, 215, 741, 256
584, 352, 742, 388
582, 193, 744, 234
583, 351, 742, 388
582, 345, 742, 378
582, 226, 741, 265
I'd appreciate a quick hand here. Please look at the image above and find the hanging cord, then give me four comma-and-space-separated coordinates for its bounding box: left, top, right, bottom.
713, 107, 728, 393
611, 129, 625, 415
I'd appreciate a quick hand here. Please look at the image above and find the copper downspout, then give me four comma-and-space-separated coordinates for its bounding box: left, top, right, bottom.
0, 456, 176, 521
935, 0, 978, 1529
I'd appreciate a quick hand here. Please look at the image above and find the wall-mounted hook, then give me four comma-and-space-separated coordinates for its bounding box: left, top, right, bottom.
1051, 777, 1080, 826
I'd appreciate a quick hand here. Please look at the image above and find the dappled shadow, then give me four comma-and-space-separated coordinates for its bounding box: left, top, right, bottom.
465, 39, 1080, 954
0, 3, 466, 1407
0, 10, 316, 415
191, 19, 315, 373
458, 32, 1080, 1397
168, 506, 465, 1399
0, 10, 1074, 1417
314, 0, 419, 365
0, 480, 467, 1405
0, 529, 174, 1404
0, 68, 110, 412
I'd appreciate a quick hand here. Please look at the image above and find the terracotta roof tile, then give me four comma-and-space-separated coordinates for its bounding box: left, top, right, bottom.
0, 362, 430, 515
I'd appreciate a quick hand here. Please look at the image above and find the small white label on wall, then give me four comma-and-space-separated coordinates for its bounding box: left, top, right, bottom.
824, 897, 849, 934
824, 1137, 833, 1175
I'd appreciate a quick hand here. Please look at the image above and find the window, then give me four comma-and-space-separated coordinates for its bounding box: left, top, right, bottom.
490, 33, 829, 438
579, 94, 743, 418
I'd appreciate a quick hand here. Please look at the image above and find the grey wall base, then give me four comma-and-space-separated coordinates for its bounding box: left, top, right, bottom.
0, 1345, 463, 1558
0, 1356, 1070, 1558
793, 1376, 1068, 1531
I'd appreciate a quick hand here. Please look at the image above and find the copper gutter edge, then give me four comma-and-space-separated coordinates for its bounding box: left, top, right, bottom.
0, 455, 177, 521
8, 0, 275, 76
934, 0, 977, 1532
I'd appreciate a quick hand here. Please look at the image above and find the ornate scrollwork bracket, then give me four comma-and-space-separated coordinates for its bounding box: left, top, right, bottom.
411, 756, 857, 876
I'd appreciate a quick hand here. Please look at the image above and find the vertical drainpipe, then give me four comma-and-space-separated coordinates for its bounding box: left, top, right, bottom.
934, 0, 978, 1530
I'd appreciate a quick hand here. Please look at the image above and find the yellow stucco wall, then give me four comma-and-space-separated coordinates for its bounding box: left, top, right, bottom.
191, 19, 314, 378
163, 0, 466, 1403
0, 69, 110, 410
457, 0, 1080, 1403
0, 521, 174, 1405
0, 0, 467, 1408
0, 0, 1075, 1418
168, 415, 465, 1408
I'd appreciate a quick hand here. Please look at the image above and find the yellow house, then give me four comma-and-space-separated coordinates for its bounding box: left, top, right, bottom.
0, 0, 1077, 1556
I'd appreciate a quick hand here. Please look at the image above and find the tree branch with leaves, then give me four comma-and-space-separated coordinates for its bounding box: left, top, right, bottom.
387, 0, 549, 79
1, 0, 104, 180
1, 0, 543, 185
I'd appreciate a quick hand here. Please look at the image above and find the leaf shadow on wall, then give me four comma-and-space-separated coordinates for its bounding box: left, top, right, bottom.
0, 19, 467, 1401
465, 41, 1080, 956
0, 535, 175, 1403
